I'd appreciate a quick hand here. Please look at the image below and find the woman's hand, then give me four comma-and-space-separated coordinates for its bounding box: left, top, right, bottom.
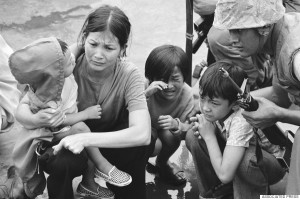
190, 114, 215, 141
157, 115, 178, 130
242, 97, 281, 129
144, 81, 168, 97
52, 133, 88, 155
83, 104, 102, 119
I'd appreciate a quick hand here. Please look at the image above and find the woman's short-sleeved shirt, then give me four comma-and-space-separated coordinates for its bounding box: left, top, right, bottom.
73, 55, 147, 132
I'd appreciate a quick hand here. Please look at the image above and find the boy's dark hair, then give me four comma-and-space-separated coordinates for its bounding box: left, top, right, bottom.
145, 45, 189, 83
200, 60, 247, 104
57, 38, 68, 55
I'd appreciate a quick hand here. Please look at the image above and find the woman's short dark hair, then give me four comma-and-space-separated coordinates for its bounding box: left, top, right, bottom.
200, 60, 247, 104
145, 45, 189, 83
78, 5, 131, 49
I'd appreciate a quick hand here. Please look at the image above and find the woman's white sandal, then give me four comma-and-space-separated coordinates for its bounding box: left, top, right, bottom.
95, 166, 132, 187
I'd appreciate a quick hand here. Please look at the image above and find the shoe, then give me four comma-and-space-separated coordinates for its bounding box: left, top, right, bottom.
76, 183, 115, 199
95, 166, 132, 187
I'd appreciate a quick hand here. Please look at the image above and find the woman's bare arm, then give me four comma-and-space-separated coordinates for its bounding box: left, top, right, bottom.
53, 109, 151, 154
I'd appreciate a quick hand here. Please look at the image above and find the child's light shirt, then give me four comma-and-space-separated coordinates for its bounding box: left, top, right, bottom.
215, 108, 284, 157
60, 74, 78, 116
23, 74, 78, 134
216, 108, 253, 148
52, 74, 78, 134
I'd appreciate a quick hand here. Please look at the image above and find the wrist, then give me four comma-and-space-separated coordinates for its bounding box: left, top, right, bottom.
82, 133, 90, 147
273, 105, 284, 122
172, 118, 180, 130
82, 109, 89, 120
170, 118, 182, 136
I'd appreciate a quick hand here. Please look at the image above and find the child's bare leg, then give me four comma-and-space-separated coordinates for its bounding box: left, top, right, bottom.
85, 147, 113, 174
156, 129, 181, 166
80, 159, 99, 192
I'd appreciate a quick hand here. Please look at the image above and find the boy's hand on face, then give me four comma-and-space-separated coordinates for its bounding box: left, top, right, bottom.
158, 115, 177, 130
145, 81, 168, 97
84, 104, 102, 119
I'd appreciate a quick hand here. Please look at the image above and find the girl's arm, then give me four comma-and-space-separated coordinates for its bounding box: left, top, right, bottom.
161, 116, 191, 138
144, 81, 168, 98
16, 94, 64, 129
53, 109, 151, 154
63, 105, 101, 126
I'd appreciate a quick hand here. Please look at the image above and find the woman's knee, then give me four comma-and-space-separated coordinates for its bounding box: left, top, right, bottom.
47, 149, 87, 177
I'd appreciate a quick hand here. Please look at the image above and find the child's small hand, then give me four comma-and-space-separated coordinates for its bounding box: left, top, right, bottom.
84, 104, 102, 119
36, 108, 64, 127
145, 81, 168, 97
157, 115, 178, 130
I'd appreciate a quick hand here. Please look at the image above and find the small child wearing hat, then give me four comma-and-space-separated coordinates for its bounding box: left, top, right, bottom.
9, 37, 131, 198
